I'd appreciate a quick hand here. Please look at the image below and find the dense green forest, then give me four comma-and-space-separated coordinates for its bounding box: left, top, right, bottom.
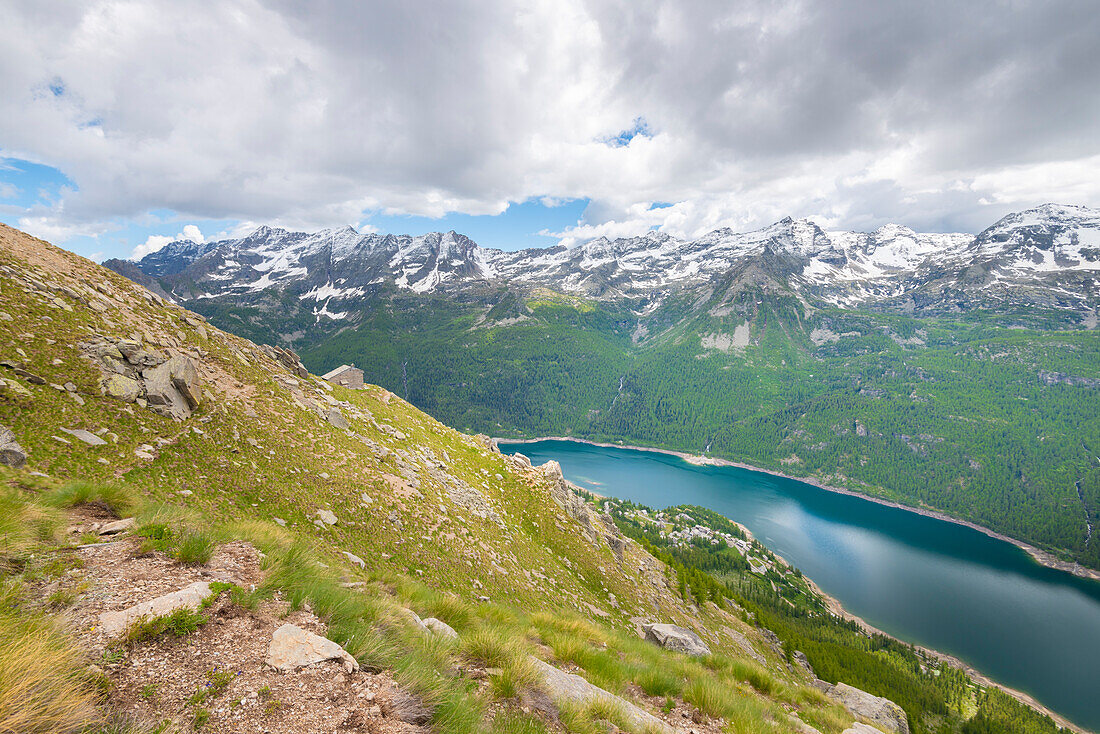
191, 288, 1100, 571
604, 500, 1065, 734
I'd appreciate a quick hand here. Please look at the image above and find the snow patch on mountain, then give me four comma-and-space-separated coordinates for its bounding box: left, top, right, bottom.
116, 204, 1100, 315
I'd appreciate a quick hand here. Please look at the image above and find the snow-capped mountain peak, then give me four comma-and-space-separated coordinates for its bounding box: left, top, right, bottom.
108, 205, 1099, 318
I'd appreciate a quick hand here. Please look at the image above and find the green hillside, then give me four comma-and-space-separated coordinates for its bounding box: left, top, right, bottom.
218, 287, 1100, 571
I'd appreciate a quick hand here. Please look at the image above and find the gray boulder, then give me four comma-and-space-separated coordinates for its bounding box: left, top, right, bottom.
643, 623, 711, 657
142, 355, 201, 418
530, 656, 672, 733
167, 356, 201, 409
60, 428, 108, 446
265, 623, 359, 673
816, 681, 909, 734
422, 617, 458, 639
116, 340, 142, 360
103, 374, 140, 402
98, 581, 211, 637
844, 725, 887, 734
0, 425, 27, 468
98, 518, 135, 535
326, 407, 349, 430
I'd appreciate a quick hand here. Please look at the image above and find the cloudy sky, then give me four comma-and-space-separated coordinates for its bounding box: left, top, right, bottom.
1, 0, 1098, 261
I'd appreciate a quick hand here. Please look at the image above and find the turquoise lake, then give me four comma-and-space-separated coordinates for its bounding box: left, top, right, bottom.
500, 439, 1100, 732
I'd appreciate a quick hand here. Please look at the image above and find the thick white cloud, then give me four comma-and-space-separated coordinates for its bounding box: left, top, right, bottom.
131, 223, 205, 259
1, 0, 1098, 245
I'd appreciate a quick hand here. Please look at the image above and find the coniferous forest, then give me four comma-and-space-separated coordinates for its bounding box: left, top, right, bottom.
198, 291, 1100, 572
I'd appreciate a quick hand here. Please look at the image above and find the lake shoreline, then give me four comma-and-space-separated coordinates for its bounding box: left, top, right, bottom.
499, 435, 1093, 733
497, 436, 1100, 584
800, 571, 1089, 734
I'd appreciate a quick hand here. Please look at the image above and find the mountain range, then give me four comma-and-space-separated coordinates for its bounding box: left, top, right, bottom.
101, 204, 1100, 578
108, 203, 1100, 322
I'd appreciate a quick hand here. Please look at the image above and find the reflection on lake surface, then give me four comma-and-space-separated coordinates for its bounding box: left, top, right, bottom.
502, 440, 1100, 731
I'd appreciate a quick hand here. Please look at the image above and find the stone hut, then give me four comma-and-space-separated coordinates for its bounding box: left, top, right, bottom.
321, 364, 364, 389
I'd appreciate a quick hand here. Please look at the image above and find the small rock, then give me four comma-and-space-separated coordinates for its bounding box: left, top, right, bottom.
98, 518, 135, 535
103, 374, 141, 403
315, 509, 338, 525
843, 724, 886, 734
265, 623, 359, 673
14, 369, 46, 385
0, 425, 27, 468
530, 656, 673, 733
326, 407, 349, 430
422, 617, 458, 639
273, 517, 287, 527
343, 551, 366, 569
60, 428, 108, 446
98, 581, 212, 637
1, 378, 31, 397
643, 623, 711, 657
395, 607, 430, 633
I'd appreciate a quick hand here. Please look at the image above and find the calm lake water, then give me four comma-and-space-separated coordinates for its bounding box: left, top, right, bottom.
501, 439, 1100, 732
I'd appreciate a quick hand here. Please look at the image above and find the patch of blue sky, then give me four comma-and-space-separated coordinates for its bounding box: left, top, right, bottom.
602, 117, 651, 148
0, 157, 75, 210
362, 197, 589, 251
0, 157, 590, 259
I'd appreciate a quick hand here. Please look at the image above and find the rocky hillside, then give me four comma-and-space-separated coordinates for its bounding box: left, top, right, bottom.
0, 222, 974, 734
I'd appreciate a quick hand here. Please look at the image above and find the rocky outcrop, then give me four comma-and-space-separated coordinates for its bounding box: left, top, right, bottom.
98, 581, 212, 637
815, 681, 909, 734
529, 656, 673, 734
265, 623, 359, 673
83, 335, 203, 419
538, 460, 602, 544
0, 425, 26, 468
259, 343, 309, 379
643, 623, 712, 657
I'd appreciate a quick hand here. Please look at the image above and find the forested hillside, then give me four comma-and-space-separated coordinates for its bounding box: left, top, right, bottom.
268, 295, 1100, 572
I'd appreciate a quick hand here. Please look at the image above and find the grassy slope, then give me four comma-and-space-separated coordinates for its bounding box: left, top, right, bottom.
0, 224, 843, 733
0, 224, 1070, 734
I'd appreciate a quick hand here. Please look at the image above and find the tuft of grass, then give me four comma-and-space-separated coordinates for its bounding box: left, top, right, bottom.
174, 531, 216, 566
192, 707, 211, 728
119, 607, 206, 646
0, 612, 101, 733
188, 668, 236, 706
636, 667, 684, 698
460, 626, 522, 669
490, 710, 552, 734
46, 588, 77, 609
44, 481, 135, 518
684, 676, 735, 720
488, 655, 539, 700
0, 487, 61, 571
